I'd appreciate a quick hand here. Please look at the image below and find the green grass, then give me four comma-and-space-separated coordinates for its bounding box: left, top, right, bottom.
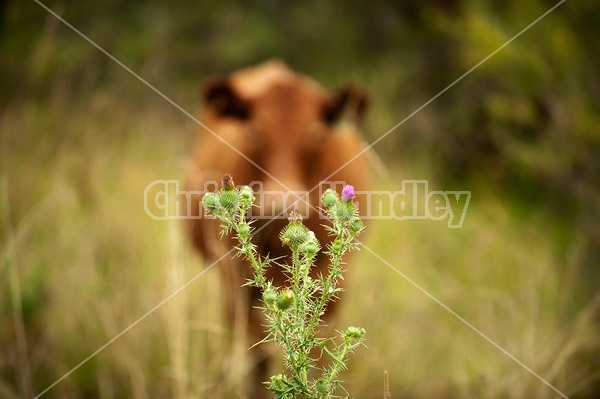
1, 88, 598, 398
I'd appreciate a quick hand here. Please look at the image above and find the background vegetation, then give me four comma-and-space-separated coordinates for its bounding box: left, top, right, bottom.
1, 0, 599, 397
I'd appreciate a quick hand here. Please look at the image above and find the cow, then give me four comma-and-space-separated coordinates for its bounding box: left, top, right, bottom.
184, 60, 371, 398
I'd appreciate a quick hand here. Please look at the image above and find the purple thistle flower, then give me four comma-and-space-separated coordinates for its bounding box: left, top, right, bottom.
341, 185, 356, 201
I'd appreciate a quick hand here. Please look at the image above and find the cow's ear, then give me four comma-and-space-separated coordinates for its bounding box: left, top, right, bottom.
322, 84, 369, 125
201, 77, 251, 120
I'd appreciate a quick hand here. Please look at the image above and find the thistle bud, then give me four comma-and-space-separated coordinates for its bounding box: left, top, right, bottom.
262, 287, 277, 306
276, 289, 294, 311
219, 189, 239, 211
349, 218, 364, 235
237, 222, 250, 238
321, 189, 339, 208
331, 239, 344, 253
315, 379, 328, 393
300, 240, 320, 256
345, 326, 365, 341
332, 201, 355, 222
300, 231, 320, 256
202, 192, 219, 214
341, 185, 356, 201
269, 374, 286, 390
239, 185, 254, 207
280, 217, 310, 248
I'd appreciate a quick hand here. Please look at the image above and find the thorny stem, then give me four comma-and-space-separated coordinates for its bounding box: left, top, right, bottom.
326, 342, 349, 385
291, 244, 309, 386
307, 230, 345, 338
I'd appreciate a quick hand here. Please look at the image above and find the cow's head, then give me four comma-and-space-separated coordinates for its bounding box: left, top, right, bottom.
197, 61, 369, 219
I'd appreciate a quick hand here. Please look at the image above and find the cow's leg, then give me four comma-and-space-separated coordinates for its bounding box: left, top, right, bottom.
219, 261, 253, 396
248, 288, 271, 399
219, 262, 271, 398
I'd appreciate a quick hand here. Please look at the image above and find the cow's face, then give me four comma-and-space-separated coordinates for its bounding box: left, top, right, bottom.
199, 76, 368, 219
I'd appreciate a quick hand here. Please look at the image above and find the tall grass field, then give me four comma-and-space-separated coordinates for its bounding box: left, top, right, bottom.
2, 87, 598, 398
2, 1, 600, 397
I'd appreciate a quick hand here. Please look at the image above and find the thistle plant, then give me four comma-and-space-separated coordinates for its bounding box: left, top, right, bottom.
203, 174, 366, 398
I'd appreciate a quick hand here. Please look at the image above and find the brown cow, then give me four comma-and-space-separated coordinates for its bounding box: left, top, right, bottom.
185, 60, 371, 398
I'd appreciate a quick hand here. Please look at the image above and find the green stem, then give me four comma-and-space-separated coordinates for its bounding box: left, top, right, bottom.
326, 341, 350, 385
233, 214, 267, 288
290, 245, 309, 387
306, 229, 346, 337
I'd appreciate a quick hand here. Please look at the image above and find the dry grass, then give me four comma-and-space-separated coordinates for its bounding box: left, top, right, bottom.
339, 179, 600, 398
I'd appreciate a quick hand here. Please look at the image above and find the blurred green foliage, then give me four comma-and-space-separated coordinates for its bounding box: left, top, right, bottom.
4, 0, 598, 210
